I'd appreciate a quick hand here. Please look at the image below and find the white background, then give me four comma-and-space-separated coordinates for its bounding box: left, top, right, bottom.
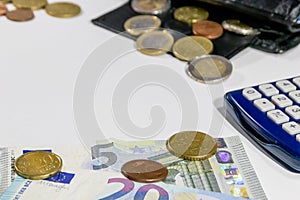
1, 0, 299, 199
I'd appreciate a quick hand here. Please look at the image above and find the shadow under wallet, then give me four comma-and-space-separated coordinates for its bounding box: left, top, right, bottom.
91, 0, 300, 58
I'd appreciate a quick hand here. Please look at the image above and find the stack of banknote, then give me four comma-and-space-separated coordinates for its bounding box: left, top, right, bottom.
0, 136, 267, 199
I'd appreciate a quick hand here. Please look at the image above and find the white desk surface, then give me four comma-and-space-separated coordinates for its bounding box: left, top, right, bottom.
1, 0, 299, 199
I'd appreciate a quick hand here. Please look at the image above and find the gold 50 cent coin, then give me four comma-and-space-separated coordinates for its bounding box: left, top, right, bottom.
166, 131, 217, 160
174, 6, 208, 25
136, 30, 174, 56
186, 54, 233, 83
45, 2, 81, 18
12, 0, 47, 10
172, 36, 213, 61
121, 159, 168, 183
14, 151, 63, 180
124, 15, 161, 36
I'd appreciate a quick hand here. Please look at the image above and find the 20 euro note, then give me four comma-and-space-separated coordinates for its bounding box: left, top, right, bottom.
90, 136, 267, 200
0, 169, 246, 200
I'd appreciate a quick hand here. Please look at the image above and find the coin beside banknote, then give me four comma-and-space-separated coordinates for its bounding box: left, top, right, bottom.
166, 131, 217, 160
121, 159, 168, 183
14, 151, 63, 180
186, 54, 233, 83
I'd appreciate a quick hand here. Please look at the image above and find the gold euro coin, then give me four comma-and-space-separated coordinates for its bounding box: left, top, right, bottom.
14, 151, 63, 180
136, 30, 174, 56
166, 131, 217, 161
186, 54, 233, 83
124, 15, 161, 36
12, 0, 47, 10
45, 2, 81, 18
172, 36, 213, 61
174, 6, 209, 25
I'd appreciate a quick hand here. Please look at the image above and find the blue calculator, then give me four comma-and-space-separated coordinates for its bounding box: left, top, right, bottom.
225, 77, 300, 173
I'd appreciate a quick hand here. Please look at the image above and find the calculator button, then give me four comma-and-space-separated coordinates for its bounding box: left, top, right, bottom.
271, 94, 293, 108
254, 98, 275, 112
267, 110, 289, 124
282, 122, 300, 135
296, 134, 300, 142
258, 84, 279, 97
292, 77, 300, 88
276, 80, 297, 93
242, 88, 262, 100
285, 105, 300, 120
289, 90, 300, 104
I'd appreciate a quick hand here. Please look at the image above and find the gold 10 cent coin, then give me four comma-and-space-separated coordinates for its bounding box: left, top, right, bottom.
174, 6, 209, 25
45, 2, 81, 18
14, 151, 63, 180
166, 131, 217, 160
136, 30, 174, 56
124, 15, 161, 36
12, 0, 47, 10
172, 36, 213, 61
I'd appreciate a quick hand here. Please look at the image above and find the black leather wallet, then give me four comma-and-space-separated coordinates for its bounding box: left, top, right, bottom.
92, 0, 300, 58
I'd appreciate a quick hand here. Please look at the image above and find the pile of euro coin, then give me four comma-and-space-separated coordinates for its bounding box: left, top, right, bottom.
124, 0, 260, 83
14, 131, 217, 184
0, 0, 81, 22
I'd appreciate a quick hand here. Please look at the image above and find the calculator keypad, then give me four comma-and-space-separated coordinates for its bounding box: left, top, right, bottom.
242, 88, 262, 100
241, 78, 300, 144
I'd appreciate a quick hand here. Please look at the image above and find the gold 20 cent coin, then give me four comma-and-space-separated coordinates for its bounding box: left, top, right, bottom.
14, 151, 63, 180
166, 131, 217, 160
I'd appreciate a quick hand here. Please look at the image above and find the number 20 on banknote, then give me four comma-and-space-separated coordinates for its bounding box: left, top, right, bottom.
99, 178, 168, 200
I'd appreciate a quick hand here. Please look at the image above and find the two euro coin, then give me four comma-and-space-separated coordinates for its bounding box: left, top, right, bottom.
186, 54, 233, 83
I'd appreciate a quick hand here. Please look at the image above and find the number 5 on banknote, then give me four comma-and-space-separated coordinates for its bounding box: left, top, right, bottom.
99, 178, 169, 200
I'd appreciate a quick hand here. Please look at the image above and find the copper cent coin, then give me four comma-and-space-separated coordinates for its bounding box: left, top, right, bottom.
193, 20, 223, 39
121, 159, 168, 183
0, 3, 7, 16
6, 8, 34, 22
